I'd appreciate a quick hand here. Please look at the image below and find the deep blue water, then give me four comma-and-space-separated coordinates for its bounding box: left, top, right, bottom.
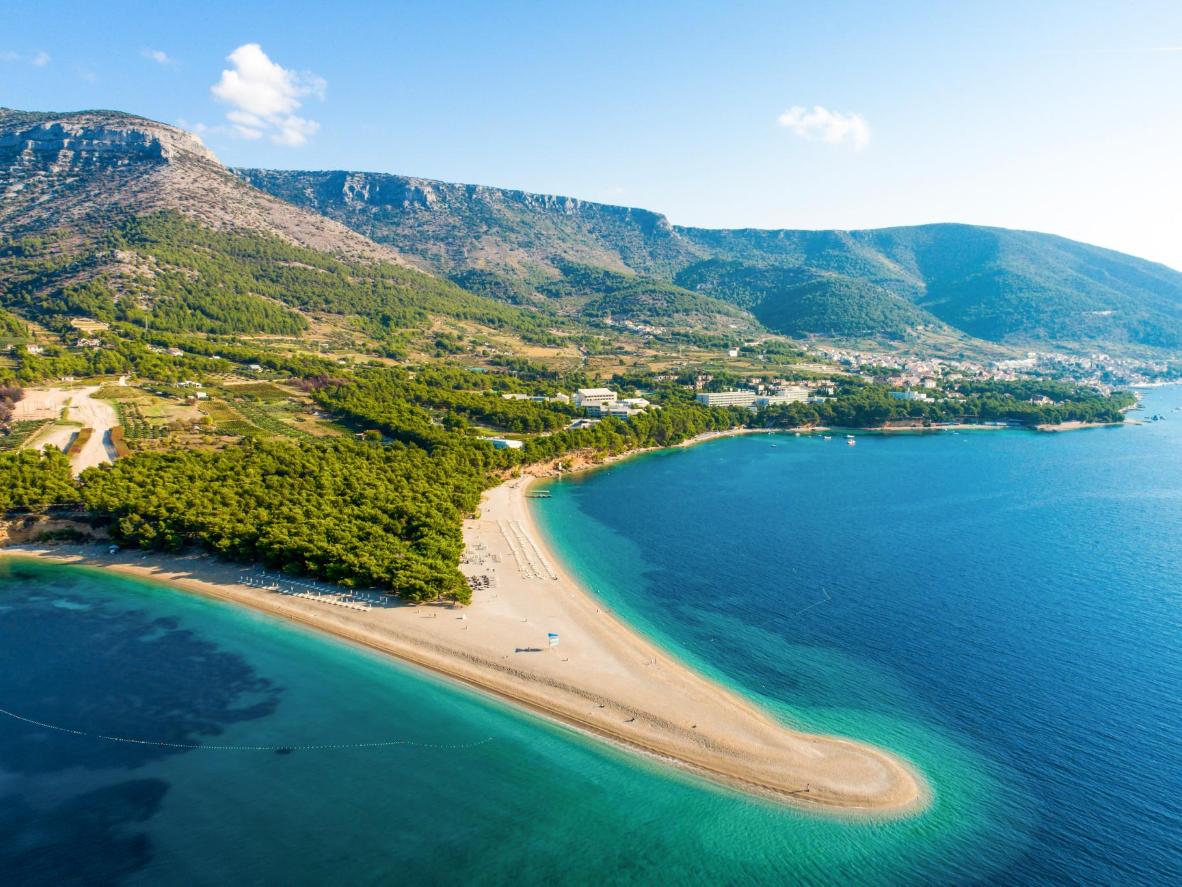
1, 386, 1179, 885
534, 384, 1182, 885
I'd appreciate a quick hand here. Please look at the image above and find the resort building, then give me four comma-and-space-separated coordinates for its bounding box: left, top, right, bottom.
575, 388, 618, 408
890, 390, 933, 402
595, 402, 644, 418
696, 390, 757, 407
755, 385, 810, 406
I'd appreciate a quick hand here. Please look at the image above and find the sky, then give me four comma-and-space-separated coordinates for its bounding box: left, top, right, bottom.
3, 0, 1181, 269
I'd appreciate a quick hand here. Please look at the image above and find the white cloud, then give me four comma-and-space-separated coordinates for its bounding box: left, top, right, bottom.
777, 105, 870, 150
210, 43, 324, 146
1, 49, 50, 67
143, 48, 177, 66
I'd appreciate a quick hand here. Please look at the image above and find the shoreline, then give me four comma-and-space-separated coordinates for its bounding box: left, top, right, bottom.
502, 477, 924, 813
523, 414, 1118, 483
2, 483, 927, 817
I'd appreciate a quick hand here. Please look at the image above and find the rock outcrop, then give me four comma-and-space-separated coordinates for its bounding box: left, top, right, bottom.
0, 108, 406, 264
237, 168, 698, 277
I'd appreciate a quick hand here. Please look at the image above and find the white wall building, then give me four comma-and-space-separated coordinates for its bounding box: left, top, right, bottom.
755, 385, 809, 406
696, 390, 757, 407
890, 390, 933, 402
575, 388, 618, 408
487, 437, 525, 450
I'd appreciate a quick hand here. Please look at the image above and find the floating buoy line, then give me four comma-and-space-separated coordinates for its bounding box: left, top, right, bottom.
0, 705, 494, 752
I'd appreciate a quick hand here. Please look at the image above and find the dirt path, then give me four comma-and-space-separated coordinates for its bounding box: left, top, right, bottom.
14, 386, 119, 474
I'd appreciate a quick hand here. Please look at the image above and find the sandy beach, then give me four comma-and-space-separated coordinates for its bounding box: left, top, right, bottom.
0, 475, 925, 816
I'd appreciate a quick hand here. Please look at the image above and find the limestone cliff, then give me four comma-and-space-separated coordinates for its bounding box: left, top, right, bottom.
0, 109, 405, 264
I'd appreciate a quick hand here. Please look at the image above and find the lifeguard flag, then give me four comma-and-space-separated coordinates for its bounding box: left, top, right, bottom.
547, 633, 560, 647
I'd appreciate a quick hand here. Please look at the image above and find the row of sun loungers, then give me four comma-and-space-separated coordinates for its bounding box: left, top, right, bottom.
238, 571, 393, 612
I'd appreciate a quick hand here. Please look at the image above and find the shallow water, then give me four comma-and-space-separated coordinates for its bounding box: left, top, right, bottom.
1, 387, 1179, 885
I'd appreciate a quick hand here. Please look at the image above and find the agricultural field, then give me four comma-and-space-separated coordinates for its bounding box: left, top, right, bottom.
96, 385, 203, 450
0, 420, 48, 452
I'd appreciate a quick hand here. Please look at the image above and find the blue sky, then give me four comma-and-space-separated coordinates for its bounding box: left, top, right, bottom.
3, 1, 1181, 269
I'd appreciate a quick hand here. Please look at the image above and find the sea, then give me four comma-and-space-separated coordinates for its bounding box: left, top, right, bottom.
1, 385, 1179, 885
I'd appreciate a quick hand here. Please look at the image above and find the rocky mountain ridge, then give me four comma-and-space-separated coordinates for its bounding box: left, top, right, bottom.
0, 109, 406, 264
242, 167, 1182, 352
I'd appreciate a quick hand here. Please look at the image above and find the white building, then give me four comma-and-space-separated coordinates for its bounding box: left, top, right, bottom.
696, 390, 757, 408
890, 390, 932, 402
575, 388, 618, 408
596, 403, 644, 418
487, 437, 525, 450
755, 385, 809, 406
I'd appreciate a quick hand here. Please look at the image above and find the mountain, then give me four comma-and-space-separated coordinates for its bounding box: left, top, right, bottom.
0, 109, 409, 263
241, 168, 1182, 352
234, 169, 701, 278
0, 109, 567, 346
5, 108, 1179, 355
679, 225, 1182, 348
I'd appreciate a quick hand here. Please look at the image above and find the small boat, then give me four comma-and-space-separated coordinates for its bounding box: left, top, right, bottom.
794, 432, 801, 437
846, 434, 856, 440
822, 435, 832, 441
847, 438, 856, 446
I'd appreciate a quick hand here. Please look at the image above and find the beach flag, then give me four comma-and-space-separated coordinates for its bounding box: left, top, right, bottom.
547, 633, 560, 648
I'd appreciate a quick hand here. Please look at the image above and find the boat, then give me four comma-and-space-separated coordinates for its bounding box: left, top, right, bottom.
847, 438, 856, 446
823, 435, 832, 441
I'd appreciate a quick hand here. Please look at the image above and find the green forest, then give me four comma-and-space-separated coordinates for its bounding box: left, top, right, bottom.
0, 213, 565, 344
0, 355, 1135, 602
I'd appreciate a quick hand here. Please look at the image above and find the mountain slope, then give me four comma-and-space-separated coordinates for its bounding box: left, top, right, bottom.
0, 109, 569, 346
236, 168, 702, 278
242, 168, 1182, 351
0, 109, 405, 263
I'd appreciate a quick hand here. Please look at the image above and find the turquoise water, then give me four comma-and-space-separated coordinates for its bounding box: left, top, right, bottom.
533, 384, 1182, 885
1, 387, 1179, 884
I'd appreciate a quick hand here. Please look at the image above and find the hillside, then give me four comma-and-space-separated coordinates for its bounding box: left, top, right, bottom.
0, 109, 406, 263
242, 168, 1182, 352
5, 108, 1180, 355
0, 109, 580, 351
236, 169, 702, 278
